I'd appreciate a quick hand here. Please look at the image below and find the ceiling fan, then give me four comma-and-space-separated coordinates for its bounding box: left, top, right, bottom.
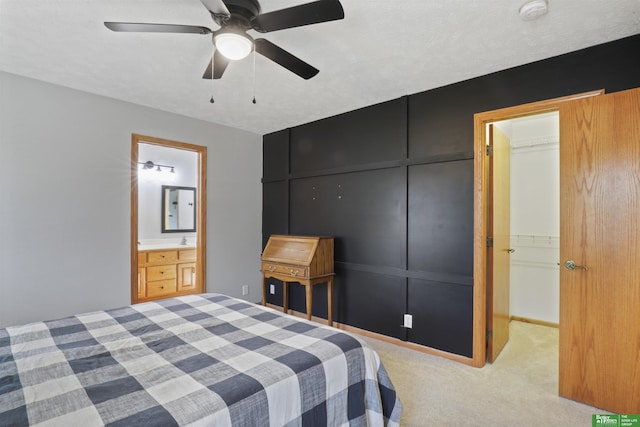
104, 0, 344, 81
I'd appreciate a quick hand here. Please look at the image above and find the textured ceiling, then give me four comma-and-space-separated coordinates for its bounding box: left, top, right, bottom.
1, 0, 638, 135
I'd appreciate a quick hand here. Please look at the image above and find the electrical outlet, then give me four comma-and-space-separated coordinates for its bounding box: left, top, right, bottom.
270, 284, 275, 294
403, 314, 413, 328
242, 285, 249, 296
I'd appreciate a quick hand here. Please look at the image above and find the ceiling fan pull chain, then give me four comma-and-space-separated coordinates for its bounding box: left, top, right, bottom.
252, 48, 257, 104
210, 46, 215, 104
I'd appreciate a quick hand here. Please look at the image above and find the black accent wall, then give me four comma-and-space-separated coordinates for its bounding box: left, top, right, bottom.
262, 34, 640, 358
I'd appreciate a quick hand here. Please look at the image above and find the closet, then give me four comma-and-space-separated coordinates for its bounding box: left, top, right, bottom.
495, 112, 560, 325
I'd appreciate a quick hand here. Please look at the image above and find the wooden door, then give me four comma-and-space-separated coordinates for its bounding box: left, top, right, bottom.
487, 125, 512, 362
559, 87, 640, 413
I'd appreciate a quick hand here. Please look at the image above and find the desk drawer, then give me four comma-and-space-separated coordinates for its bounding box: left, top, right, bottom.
147, 265, 177, 281
262, 262, 308, 279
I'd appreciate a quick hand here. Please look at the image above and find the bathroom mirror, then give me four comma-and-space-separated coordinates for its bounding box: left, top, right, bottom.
161, 185, 196, 232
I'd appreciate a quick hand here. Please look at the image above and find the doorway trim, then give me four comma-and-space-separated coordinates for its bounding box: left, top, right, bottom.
471, 90, 604, 367
131, 133, 207, 304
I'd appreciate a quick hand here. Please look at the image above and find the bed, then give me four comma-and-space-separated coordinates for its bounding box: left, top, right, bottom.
0, 293, 402, 426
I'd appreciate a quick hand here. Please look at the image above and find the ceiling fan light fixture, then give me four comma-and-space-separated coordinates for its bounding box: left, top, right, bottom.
214, 31, 253, 60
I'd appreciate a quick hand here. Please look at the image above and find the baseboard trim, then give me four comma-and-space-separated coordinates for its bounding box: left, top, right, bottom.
265, 303, 476, 367
510, 315, 559, 328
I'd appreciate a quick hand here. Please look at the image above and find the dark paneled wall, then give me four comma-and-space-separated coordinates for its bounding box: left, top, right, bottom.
262, 34, 640, 358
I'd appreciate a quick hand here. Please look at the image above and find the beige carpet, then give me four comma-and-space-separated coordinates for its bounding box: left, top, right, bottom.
364, 321, 610, 426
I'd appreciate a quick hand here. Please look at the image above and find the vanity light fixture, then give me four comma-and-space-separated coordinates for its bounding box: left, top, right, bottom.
139, 160, 175, 173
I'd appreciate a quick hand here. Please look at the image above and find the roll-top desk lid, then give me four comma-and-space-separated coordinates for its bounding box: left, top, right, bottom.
261, 235, 334, 272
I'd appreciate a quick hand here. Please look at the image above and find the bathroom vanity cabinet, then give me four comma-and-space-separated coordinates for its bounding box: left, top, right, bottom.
137, 248, 197, 302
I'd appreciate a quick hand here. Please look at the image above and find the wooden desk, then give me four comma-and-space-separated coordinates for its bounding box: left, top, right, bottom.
261, 235, 335, 326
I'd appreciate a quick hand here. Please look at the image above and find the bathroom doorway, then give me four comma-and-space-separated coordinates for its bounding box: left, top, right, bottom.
130, 134, 207, 303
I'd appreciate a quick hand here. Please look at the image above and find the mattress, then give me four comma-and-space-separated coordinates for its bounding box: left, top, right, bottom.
0, 293, 401, 426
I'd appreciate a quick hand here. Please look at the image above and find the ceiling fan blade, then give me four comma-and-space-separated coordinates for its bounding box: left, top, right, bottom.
104, 22, 212, 34
202, 50, 230, 79
200, 0, 231, 20
251, 0, 344, 33
255, 38, 319, 80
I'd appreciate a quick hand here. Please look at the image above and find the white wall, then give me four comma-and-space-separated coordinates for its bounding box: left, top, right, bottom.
138, 143, 198, 242
0, 71, 263, 327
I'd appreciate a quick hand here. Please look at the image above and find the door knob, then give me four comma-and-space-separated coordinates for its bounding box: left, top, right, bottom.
563, 260, 588, 271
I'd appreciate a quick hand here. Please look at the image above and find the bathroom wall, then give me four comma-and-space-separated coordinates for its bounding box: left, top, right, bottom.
138, 143, 198, 243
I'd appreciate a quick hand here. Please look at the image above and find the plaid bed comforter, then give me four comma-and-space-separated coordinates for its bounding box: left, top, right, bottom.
0, 293, 401, 426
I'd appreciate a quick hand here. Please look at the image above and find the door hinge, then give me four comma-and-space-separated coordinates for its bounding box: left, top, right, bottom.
486, 236, 493, 248
487, 330, 493, 341
486, 145, 494, 156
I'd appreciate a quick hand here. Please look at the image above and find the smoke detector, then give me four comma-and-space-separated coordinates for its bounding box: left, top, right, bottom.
519, 0, 548, 21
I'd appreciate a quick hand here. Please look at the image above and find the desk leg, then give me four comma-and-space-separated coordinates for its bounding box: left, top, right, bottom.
262, 275, 267, 306
283, 281, 289, 314
327, 278, 333, 327
305, 284, 313, 321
